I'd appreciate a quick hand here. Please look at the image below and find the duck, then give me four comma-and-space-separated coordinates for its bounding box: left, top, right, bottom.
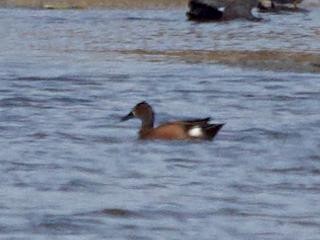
121, 101, 224, 141
187, 0, 261, 21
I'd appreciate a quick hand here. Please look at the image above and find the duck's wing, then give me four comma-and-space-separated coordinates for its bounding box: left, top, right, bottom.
145, 119, 224, 141
165, 118, 224, 140
180, 117, 211, 125
160, 118, 210, 126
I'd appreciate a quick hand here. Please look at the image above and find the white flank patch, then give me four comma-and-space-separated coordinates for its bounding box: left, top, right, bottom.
188, 126, 203, 137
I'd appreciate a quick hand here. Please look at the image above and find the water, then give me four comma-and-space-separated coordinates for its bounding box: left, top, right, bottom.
0, 7, 320, 240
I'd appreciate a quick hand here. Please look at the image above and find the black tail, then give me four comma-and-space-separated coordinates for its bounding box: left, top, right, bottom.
184, 117, 211, 125
204, 123, 224, 140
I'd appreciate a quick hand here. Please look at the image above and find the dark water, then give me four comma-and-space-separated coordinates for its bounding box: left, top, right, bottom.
0, 8, 320, 240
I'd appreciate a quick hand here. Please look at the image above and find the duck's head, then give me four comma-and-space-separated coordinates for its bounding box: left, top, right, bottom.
121, 101, 154, 126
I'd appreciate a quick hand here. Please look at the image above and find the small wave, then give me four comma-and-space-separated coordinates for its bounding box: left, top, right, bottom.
0, 97, 43, 108
261, 166, 306, 173
32, 214, 100, 235
86, 208, 192, 221
266, 182, 320, 192
164, 157, 202, 164
310, 155, 320, 161
55, 132, 86, 142
240, 127, 301, 140
4, 161, 61, 172
230, 183, 264, 193
258, 166, 320, 176
92, 136, 122, 144
72, 166, 105, 175
291, 220, 320, 228
28, 132, 49, 139
49, 97, 92, 105
58, 179, 106, 192
125, 17, 176, 22
16, 76, 101, 86
91, 208, 140, 218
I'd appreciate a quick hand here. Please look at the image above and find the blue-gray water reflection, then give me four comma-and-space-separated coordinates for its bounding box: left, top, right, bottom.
0, 8, 319, 240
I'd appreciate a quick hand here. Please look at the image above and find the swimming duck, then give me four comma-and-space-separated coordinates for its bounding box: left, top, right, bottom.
121, 101, 224, 141
187, 0, 261, 21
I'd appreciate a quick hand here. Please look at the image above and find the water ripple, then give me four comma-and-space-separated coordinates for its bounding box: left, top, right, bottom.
0, 7, 319, 240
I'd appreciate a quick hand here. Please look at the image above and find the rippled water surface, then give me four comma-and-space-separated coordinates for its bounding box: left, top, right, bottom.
0, 7, 320, 240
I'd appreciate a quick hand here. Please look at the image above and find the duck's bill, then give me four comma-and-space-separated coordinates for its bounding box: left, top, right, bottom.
121, 112, 134, 122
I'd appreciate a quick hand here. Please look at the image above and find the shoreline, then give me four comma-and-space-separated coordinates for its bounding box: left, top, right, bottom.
1, 0, 319, 9
1, 0, 187, 9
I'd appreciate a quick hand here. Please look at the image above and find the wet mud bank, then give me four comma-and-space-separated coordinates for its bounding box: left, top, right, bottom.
119, 49, 320, 73
1, 0, 187, 9
1, 0, 319, 9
